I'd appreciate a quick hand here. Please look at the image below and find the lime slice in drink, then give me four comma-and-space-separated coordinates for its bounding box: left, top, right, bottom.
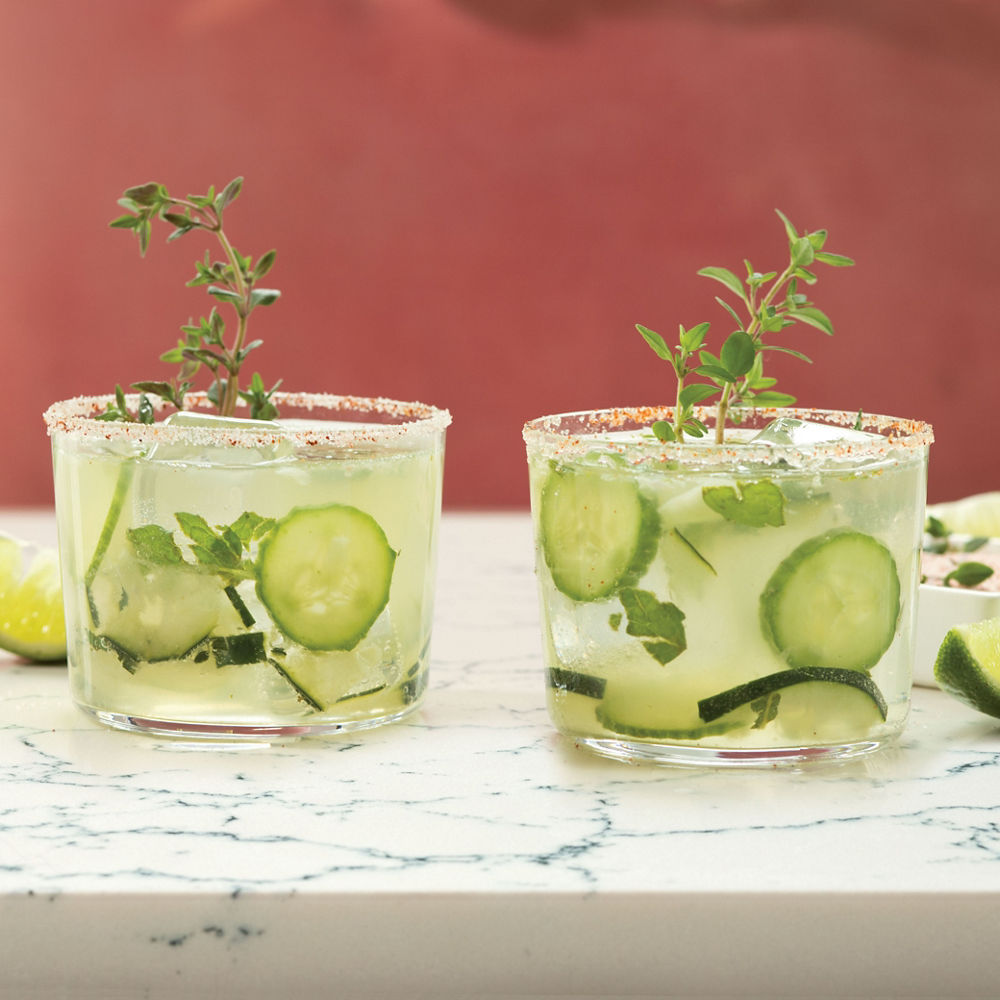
0, 533, 67, 662
934, 617, 1000, 718
927, 492, 1000, 538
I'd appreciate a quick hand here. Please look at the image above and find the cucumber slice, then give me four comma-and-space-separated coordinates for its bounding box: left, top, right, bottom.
698, 666, 888, 741
547, 667, 607, 699
210, 632, 268, 667
539, 465, 659, 601
271, 648, 407, 713
596, 705, 743, 741
760, 528, 900, 671
90, 554, 223, 662
255, 504, 396, 651
594, 673, 744, 741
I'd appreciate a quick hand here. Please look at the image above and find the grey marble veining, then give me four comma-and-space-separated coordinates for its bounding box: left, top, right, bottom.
2, 511, 1000, 998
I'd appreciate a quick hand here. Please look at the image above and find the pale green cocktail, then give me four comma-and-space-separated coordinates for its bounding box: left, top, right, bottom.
524, 406, 932, 766
45, 392, 449, 739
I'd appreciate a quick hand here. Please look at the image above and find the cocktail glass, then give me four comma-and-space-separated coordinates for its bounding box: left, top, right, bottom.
44, 391, 450, 741
523, 406, 932, 767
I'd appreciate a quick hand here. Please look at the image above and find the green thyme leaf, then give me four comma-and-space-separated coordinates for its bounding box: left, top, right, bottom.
697, 364, 736, 384
123, 182, 165, 207
697, 266, 744, 298
636, 324, 673, 362
746, 391, 796, 407
719, 330, 756, 378
253, 249, 277, 280
651, 420, 676, 442
249, 288, 280, 309
678, 383, 718, 408
215, 176, 243, 212
789, 305, 835, 336
775, 209, 798, 242
791, 237, 815, 267
814, 251, 855, 267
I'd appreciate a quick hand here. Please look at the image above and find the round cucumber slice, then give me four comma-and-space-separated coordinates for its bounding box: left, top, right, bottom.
760, 528, 900, 671
539, 466, 659, 602
594, 673, 744, 741
255, 504, 396, 651
91, 555, 223, 662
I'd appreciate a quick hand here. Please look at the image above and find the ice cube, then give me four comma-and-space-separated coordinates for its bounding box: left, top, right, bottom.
750, 417, 882, 446
163, 411, 283, 434
146, 410, 296, 465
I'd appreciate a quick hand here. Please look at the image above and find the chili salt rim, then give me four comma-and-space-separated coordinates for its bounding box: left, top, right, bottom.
522, 405, 933, 468
44, 391, 451, 449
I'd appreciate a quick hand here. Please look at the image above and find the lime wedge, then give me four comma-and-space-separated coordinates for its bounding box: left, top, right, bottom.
934, 617, 1000, 717
927, 492, 1000, 538
0, 533, 67, 662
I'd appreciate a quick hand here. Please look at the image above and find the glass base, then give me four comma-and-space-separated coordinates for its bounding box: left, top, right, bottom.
572, 734, 894, 768
80, 701, 421, 744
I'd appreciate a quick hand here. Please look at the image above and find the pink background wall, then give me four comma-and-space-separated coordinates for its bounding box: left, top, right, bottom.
2, 1, 999, 508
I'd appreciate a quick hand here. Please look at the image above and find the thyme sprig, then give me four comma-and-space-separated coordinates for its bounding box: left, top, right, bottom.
638, 210, 854, 444
102, 178, 281, 423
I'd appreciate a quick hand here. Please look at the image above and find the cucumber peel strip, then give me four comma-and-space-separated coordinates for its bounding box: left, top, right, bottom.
698, 666, 888, 724
85, 460, 136, 627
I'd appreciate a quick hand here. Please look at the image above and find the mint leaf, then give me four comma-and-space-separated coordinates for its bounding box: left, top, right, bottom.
127, 524, 183, 566
702, 480, 785, 527
619, 587, 687, 665
230, 510, 277, 546
175, 511, 241, 570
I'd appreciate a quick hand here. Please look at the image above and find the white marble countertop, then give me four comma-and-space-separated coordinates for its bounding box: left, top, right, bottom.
2, 511, 1000, 999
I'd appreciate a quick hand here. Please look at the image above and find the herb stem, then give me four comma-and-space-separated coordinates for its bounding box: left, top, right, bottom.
714, 260, 796, 443
161, 197, 251, 417
714, 383, 733, 444
673, 373, 686, 442
214, 226, 250, 416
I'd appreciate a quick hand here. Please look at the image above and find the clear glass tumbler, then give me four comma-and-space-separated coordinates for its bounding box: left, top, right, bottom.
523, 406, 932, 767
45, 391, 450, 741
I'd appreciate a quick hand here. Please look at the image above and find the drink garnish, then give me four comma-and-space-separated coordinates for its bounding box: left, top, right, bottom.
637, 210, 854, 444
105, 178, 281, 421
